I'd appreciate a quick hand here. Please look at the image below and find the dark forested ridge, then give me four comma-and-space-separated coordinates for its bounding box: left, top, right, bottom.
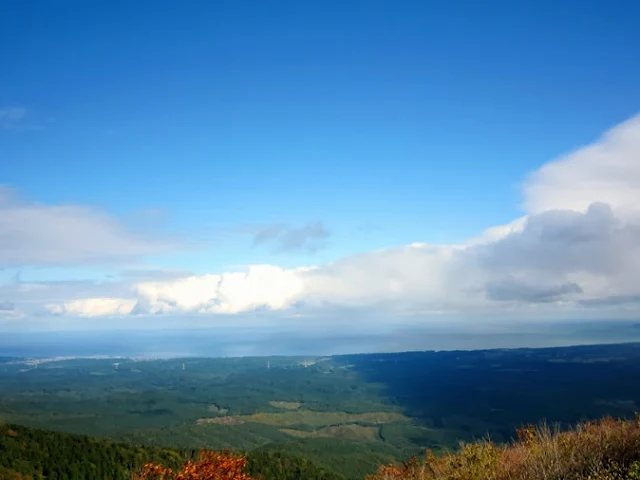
0, 422, 183, 480
246, 451, 344, 480
0, 423, 344, 480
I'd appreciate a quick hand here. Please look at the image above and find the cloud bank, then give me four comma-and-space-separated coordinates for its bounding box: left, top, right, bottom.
13, 114, 640, 320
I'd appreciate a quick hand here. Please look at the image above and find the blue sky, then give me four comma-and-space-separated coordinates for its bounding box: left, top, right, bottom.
1, 1, 640, 331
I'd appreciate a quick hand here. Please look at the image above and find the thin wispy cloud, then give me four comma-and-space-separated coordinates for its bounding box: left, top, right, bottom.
117, 268, 195, 282
0, 107, 27, 128
0, 299, 26, 321
0, 187, 181, 267
0, 106, 54, 131
252, 222, 330, 253
0, 301, 16, 311
0, 107, 27, 120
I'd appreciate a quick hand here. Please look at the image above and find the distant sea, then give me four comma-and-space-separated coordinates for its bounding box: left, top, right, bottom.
3, 321, 640, 358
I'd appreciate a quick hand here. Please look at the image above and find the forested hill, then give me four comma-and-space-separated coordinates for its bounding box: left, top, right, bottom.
0, 423, 344, 480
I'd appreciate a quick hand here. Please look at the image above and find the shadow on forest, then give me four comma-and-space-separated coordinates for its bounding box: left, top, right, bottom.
339, 343, 640, 443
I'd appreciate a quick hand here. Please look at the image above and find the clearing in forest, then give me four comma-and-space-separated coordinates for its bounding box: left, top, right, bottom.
269, 401, 303, 410
280, 424, 380, 442
196, 411, 408, 428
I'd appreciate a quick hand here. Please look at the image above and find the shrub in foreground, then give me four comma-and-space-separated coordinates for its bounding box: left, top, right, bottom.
136, 450, 256, 480
368, 416, 640, 480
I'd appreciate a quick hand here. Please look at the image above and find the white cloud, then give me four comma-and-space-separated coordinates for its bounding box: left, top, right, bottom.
466, 216, 527, 246
0, 187, 179, 267
523, 114, 640, 215
46, 297, 137, 317
133, 265, 308, 314
29, 113, 640, 320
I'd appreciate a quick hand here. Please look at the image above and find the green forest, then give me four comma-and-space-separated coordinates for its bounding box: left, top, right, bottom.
3, 344, 640, 478
0, 422, 343, 480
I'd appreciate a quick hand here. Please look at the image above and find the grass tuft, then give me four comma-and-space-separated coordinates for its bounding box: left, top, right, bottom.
368, 416, 640, 480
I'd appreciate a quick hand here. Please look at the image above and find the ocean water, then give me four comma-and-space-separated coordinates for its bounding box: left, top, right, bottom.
2, 321, 640, 359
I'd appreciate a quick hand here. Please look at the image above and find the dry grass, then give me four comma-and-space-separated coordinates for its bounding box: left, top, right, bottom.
196, 416, 243, 425
197, 411, 407, 428
368, 416, 640, 480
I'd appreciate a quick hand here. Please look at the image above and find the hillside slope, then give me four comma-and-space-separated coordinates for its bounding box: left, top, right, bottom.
0, 422, 183, 480
367, 416, 640, 480
5, 417, 640, 480
0, 423, 343, 480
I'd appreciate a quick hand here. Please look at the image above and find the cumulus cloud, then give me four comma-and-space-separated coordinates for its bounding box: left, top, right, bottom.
484, 279, 583, 303
33, 113, 640, 319
252, 222, 329, 253
0, 187, 179, 267
132, 265, 308, 314
475, 203, 640, 277
524, 114, 640, 215
47, 297, 137, 317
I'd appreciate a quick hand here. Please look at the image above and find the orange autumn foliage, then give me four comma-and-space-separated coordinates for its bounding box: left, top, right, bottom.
136, 450, 258, 480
